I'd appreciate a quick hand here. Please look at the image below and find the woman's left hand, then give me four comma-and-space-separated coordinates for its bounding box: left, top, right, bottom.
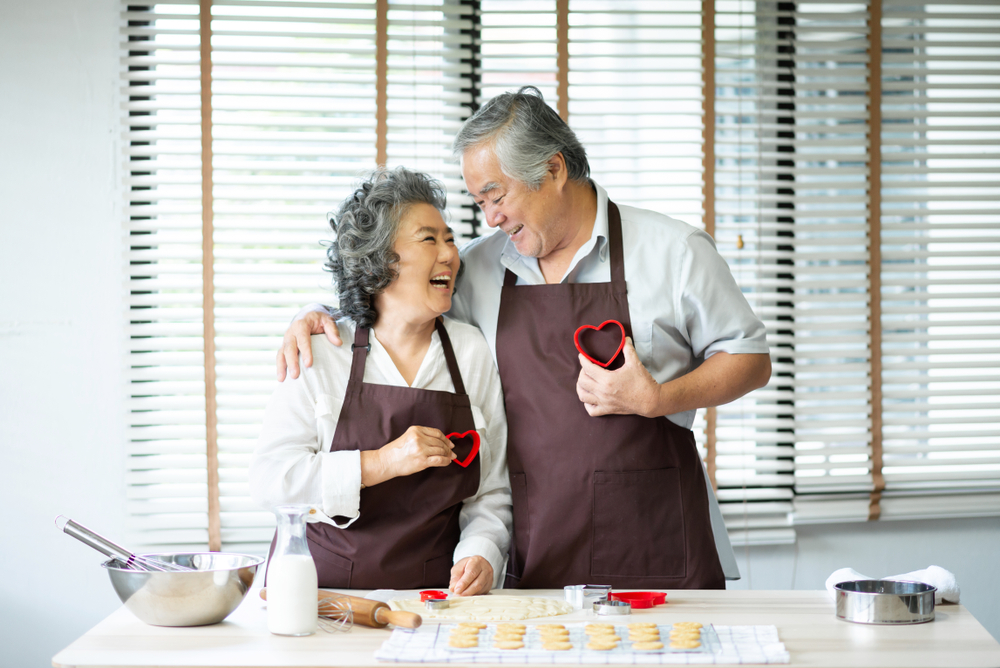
449, 556, 493, 596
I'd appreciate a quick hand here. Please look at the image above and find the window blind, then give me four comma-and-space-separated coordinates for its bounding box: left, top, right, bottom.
122, 0, 1000, 553
124, 1, 210, 548
208, 0, 383, 549
715, 1, 872, 530
707, 2, 799, 547
568, 1, 704, 225
385, 1, 478, 237
877, 0, 1000, 519
480, 0, 559, 109
122, 0, 478, 551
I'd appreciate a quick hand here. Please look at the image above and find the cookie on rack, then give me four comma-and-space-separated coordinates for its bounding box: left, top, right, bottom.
448, 637, 479, 649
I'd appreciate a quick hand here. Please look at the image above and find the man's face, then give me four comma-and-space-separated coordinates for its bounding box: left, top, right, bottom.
461, 144, 561, 259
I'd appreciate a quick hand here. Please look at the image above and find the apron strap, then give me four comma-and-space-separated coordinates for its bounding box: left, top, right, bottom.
501, 199, 627, 288
349, 320, 467, 396
607, 200, 626, 286
503, 267, 518, 287
434, 317, 467, 396
348, 325, 371, 387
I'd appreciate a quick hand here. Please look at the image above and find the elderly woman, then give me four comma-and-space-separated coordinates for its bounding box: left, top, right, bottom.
250, 167, 509, 595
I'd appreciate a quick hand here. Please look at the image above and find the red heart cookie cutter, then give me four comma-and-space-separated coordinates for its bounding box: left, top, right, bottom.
447, 430, 480, 468
574, 320, 626, 368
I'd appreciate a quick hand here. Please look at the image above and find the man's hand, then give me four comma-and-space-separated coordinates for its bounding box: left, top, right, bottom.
277, 310, 342, 381
449, 556, 494, 596
576, 337, 660, 417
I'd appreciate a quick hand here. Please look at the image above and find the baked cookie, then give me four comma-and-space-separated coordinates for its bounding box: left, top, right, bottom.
670, 639, 701, 650
632, 641, 665, 651
493, 640, 525, 650
585, 623, 615, 632
448, 637, 479, 649
451, 631, 480, 640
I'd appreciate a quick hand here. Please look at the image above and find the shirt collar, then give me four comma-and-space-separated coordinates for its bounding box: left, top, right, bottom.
499, 180, 610, 282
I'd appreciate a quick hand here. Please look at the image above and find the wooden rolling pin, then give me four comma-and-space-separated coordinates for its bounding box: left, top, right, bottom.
260, 588, 422, 629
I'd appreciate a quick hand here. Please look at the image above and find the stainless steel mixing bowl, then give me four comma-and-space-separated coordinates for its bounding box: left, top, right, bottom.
835, 579, 936, 625
103, 552, 264, 626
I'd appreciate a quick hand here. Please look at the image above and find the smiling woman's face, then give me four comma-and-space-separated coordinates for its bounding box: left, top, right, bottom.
373, 202, 460, 328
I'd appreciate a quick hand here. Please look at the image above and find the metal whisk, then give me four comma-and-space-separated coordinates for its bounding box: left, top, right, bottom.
317, 594, 354, 633
56, 515, 194, 572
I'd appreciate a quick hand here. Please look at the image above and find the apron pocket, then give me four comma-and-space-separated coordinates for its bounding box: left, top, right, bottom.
307, 537, 354, 588
509, 472, 529, 578
591, 468, 686, 579
423, 553, 453, 588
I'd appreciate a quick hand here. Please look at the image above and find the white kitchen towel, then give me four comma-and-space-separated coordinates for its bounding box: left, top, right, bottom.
825, 565, 960, 604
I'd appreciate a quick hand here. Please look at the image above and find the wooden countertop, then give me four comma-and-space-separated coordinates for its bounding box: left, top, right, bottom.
53, 588, 1000, 668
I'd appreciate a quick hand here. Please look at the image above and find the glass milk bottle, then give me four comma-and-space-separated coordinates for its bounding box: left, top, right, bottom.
267, 504, 318, 636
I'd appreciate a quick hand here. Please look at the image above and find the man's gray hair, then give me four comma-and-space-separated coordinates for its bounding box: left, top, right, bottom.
452, 86, 590, 189
325, 167, 448, 329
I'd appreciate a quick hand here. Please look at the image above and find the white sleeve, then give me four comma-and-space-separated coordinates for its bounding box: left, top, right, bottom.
678, 229, 770, 359
452, 340, 512, 589
249, 344, 363, 528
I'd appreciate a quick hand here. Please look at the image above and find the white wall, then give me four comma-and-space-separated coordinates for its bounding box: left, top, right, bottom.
0, 2, 997, 667
0, 1, 127, 667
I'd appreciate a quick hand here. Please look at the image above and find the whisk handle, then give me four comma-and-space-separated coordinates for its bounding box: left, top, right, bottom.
57, 516, 135, 564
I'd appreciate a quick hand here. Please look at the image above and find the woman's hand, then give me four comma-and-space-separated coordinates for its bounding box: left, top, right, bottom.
361, 426, 455, 487
450, 556, 494, 596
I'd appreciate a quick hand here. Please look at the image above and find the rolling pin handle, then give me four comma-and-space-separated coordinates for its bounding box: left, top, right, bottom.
376, 606, 422, 629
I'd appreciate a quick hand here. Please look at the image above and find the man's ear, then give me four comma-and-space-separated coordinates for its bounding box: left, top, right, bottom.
548, 151, 568, 189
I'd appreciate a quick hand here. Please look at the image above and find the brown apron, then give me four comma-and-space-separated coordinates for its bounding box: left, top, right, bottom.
266, 318, 481, 589
495, 201, 725, 590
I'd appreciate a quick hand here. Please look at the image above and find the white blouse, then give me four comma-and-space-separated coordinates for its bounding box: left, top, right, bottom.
250, 317, 511, 587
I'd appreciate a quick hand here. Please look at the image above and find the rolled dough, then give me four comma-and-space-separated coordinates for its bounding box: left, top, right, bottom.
388, 595, 573, 621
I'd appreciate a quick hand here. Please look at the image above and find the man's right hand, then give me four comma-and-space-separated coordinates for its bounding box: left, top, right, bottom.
277, 309, 342, 381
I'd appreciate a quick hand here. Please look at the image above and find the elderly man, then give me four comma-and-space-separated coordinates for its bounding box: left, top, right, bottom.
280, 87, 770, 590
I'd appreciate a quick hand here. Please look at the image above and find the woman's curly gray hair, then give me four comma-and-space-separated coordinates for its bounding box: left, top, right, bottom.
325, 167, 448, 329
